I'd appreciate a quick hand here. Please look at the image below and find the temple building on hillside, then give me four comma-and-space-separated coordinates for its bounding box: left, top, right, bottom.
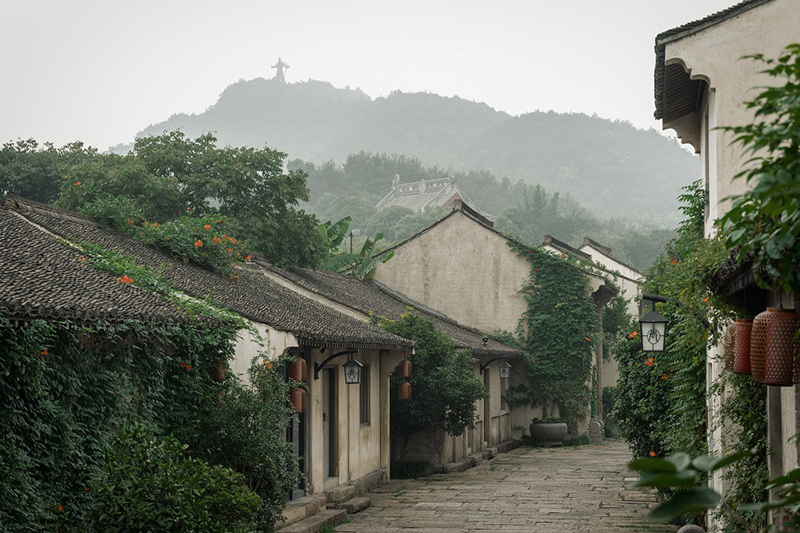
375, 175, 495, 221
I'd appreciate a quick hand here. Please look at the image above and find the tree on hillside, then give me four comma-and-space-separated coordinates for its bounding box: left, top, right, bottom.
495, 184, 593, 246
56, 132, 324, 267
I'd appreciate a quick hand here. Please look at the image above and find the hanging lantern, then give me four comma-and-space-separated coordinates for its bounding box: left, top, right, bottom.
291, 358, 307, 382
343, 356, 363, 385
399, 381, 411, 400
398, 359, 411, 378
733, 319, 753, 375
290, 388, 307, 413
499, 361, 512, 380
761, 308, 800, 386
210, 360, 227, 383
722, 326, 736, 372
639, 309, 668, 352
750, 309, 780, 382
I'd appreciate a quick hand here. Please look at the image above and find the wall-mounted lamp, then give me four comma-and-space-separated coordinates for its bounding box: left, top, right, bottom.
480, 357, 512, 380
314, 349, 361, 384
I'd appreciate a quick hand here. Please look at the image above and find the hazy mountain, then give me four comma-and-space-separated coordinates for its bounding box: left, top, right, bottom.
135, 78, 698, 222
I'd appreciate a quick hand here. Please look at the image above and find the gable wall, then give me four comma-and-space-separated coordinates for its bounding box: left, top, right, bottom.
374, 212, 530, 334
663, 0, 799, 236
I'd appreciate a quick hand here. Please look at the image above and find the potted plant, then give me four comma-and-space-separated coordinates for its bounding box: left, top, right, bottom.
529, 418, 568, 447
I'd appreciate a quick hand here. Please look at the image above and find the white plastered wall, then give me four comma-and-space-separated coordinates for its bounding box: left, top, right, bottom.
374, 211, 530, 334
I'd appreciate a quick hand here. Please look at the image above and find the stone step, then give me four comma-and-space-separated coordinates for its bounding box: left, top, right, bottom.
277, 509, 347, 533
276, 494, 328, 531
326, 484, 356, 504
330, 495, 371, 514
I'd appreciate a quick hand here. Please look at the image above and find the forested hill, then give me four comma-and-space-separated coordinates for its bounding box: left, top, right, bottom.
136, 78, 698, 221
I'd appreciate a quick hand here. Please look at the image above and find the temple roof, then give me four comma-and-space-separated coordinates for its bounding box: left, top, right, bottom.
375, 176, 495, 221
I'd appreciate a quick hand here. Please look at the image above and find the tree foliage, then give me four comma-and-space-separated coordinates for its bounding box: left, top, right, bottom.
0, 139, 96, 203
53, 131, 324, 267
374, 312, 486, 437
295, 152, 673, 270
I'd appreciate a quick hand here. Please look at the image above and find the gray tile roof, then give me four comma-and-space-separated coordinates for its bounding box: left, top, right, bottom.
0, 202, 191, 325
3, 196, 414, 351
256, 262, 522, 358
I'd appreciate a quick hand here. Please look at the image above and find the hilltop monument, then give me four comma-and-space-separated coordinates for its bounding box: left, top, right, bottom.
271, 57, 290, 82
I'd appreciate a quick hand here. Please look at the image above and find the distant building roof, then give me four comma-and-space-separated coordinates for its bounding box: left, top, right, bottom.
3, 196, 413, 351
375, 175, 495, 221
579, 237, 643, 276
540, 235, 593, 261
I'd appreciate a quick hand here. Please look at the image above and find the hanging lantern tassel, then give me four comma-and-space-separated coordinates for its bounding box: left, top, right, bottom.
733, 319, 753, 375
291, 358, 307, 382
762, 308, 800, 386
399, 381, 411, 400
722, 325, 736, 372
290, 388, 307, 413
399, 359, 411, 378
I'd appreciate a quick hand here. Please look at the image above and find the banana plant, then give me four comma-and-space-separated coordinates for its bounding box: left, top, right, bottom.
317, 217, 394, 279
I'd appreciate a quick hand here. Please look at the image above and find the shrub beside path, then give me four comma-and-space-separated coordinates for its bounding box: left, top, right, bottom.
337, 439, 678, 532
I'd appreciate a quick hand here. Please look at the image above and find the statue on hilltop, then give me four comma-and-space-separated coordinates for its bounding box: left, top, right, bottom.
271, 57, 290, 83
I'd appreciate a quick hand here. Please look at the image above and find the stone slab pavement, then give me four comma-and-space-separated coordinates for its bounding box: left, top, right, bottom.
337, 439, 678, 532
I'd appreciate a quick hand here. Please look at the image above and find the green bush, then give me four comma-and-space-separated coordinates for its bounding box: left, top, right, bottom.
375, 311, 487, 438
197, 359, 300, 528
91, 424, 261, 532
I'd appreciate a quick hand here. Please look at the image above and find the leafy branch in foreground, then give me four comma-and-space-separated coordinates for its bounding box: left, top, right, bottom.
630, 448, 800, 531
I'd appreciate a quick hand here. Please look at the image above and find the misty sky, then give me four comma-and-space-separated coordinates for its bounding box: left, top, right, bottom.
1, 0, 737, 151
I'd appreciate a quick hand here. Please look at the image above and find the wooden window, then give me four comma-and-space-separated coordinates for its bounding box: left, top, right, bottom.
359, 364, 370, 425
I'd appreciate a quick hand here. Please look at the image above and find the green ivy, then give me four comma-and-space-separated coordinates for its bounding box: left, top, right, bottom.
505, 240, 598, 431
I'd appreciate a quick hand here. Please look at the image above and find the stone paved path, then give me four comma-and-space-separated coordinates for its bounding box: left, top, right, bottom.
337, 440, 678, 532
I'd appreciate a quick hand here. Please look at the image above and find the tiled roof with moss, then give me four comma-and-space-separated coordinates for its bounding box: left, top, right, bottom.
257, 262, 522, 357
3, 196, 414, 351
0, 204, 190, 325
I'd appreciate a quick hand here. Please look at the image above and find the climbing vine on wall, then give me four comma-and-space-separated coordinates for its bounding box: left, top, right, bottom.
506, 239, 599, 432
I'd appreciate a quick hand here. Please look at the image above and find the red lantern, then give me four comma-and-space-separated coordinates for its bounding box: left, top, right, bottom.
722, 326, 736, 372
290, 388, 307, 413
751, 309, 780, 382
733, 319, 752, 375
762, 308, 800, 386
210, 360, 226, 383
291, 358, 307, 382
398, 359, 411, 378
399, 381, 411, 400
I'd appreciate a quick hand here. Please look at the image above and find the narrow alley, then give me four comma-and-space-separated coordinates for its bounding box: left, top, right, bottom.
337, 440, 677, 533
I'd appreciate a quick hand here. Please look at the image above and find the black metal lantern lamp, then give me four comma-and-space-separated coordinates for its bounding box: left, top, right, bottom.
480, 357, 512, 380
313, 349, 362, 384
640, 309, 668, 352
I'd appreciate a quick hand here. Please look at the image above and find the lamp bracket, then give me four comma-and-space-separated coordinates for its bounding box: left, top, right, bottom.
314, 349, 358, 380
480, 356, 509, 374
642, 293, 711, 330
